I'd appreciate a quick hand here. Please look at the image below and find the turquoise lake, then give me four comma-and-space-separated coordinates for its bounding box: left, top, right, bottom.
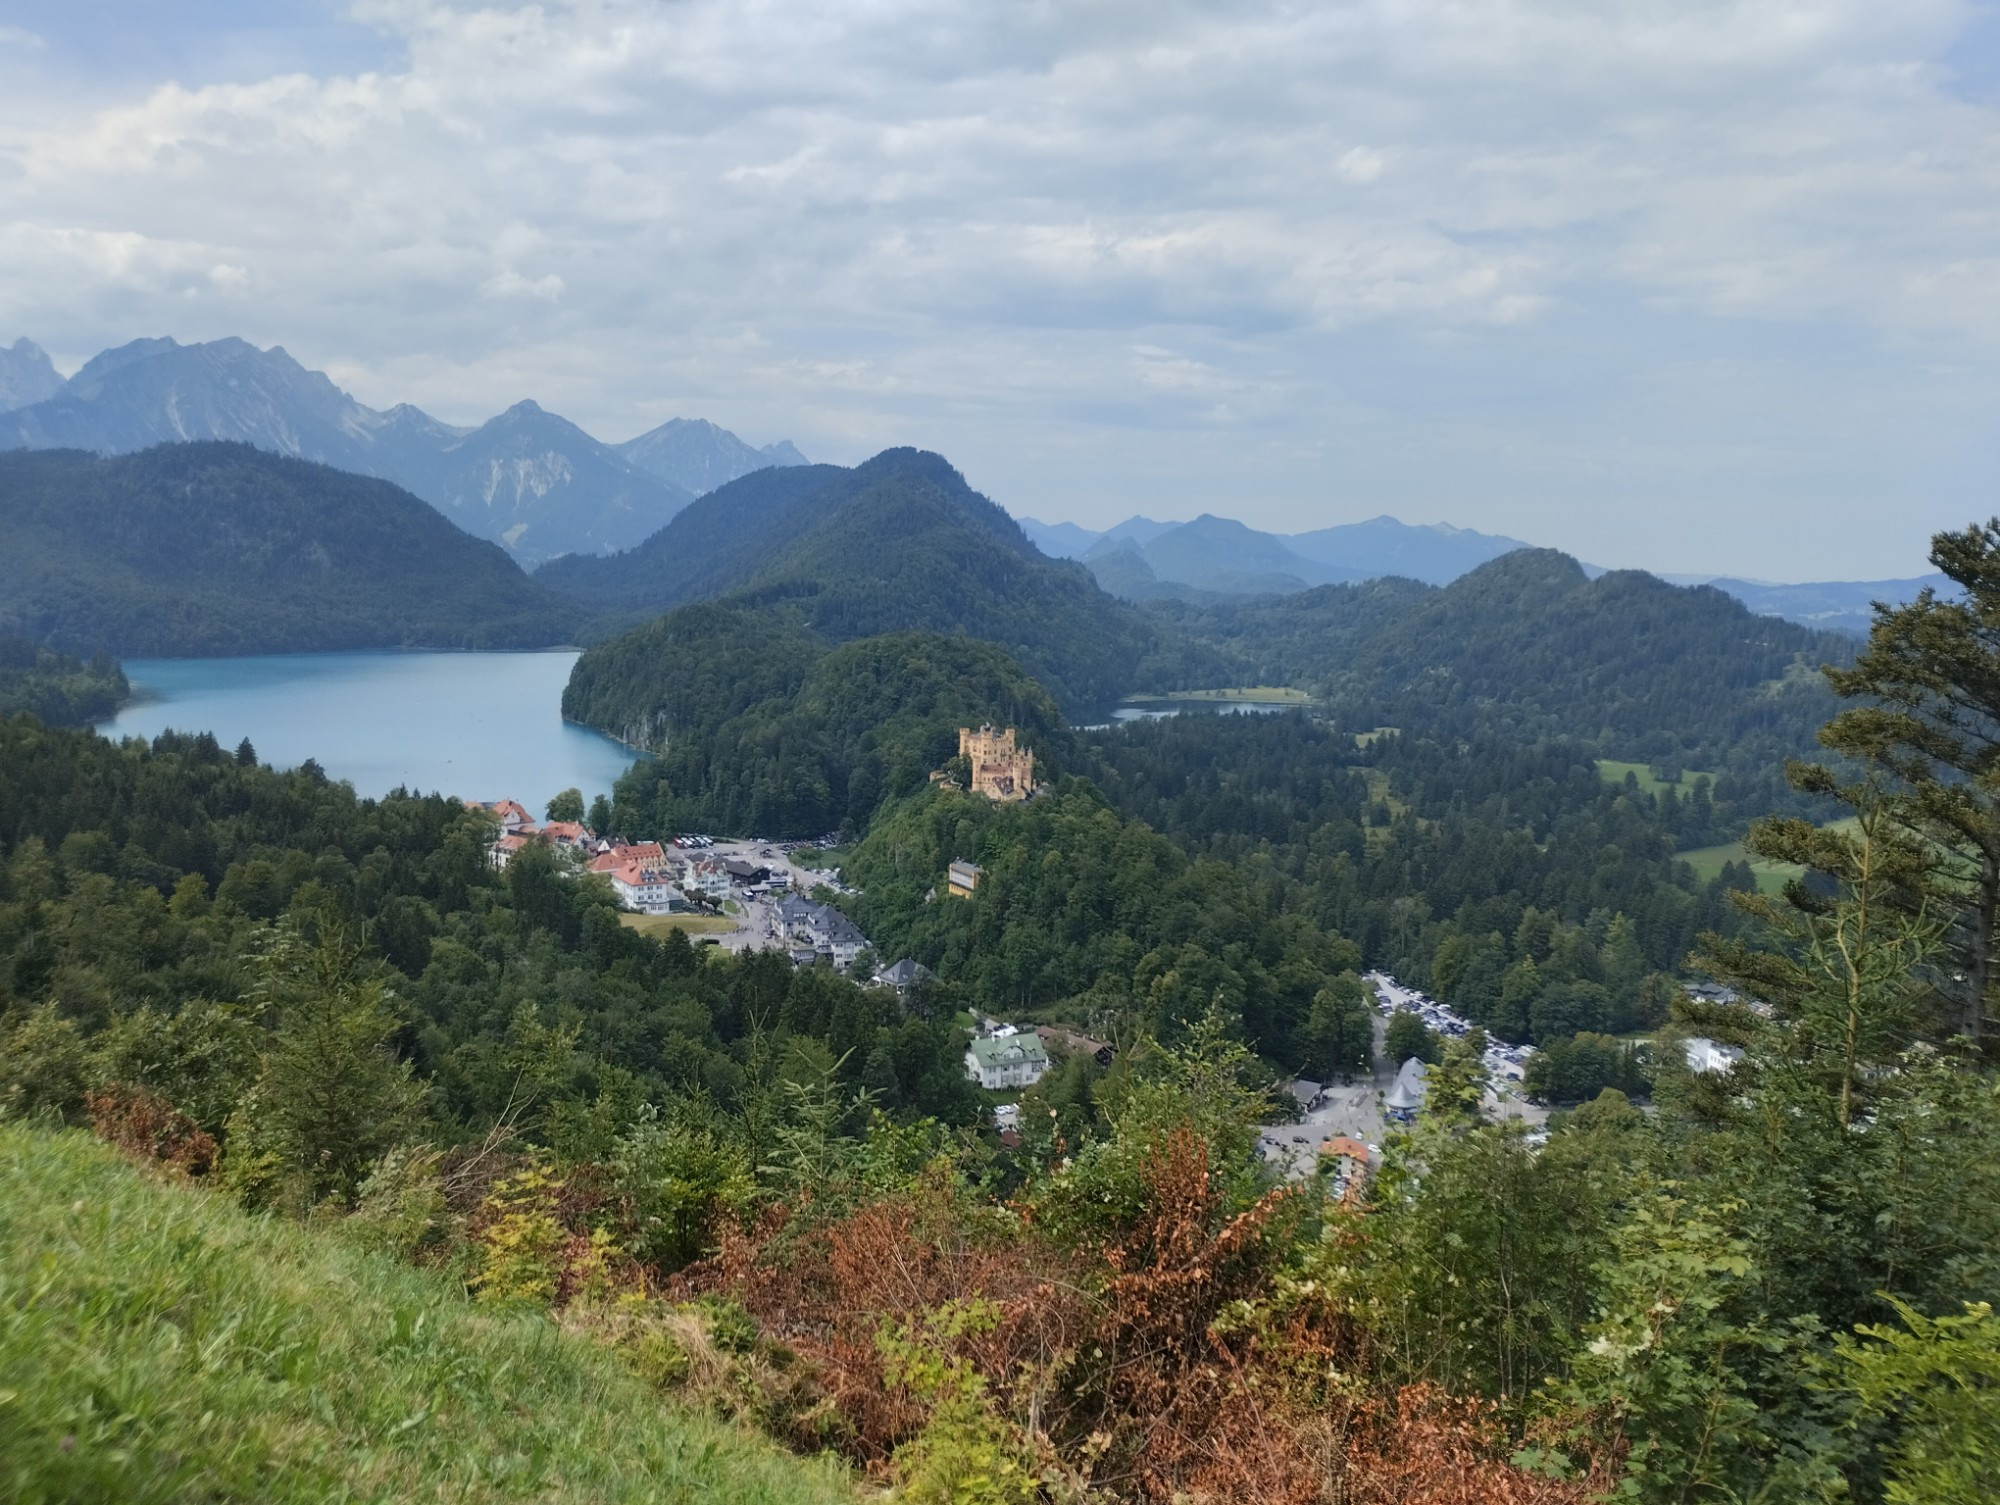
96, 652, 641, 806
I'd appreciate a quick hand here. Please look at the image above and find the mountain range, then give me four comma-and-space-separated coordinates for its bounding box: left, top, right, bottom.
1017, 512, 1531, 597
0, 331, 1945, 638
1016, 509, 1942, 634
0, 337, 808, 566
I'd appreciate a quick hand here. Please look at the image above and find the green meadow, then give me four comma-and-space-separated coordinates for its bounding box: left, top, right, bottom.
0, 1125, 852, 1505
1597, 758, 1716, 799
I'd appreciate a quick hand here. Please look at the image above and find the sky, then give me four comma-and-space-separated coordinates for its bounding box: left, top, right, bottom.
2, 1, 1999, 580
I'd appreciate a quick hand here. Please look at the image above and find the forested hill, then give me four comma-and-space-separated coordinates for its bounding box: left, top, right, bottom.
535, 462, 850, 615
1161, 548, 1852, 767
0, 443, 578, 656
541, 447, 1177, 708
570, 617, 1076, 837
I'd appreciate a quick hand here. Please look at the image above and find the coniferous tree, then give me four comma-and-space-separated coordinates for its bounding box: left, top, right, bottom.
240, 917, 425, 1205
1817, 519, 2000, 1045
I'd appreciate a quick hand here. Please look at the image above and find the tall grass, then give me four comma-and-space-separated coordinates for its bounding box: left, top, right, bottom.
0, 1125, 852, 1504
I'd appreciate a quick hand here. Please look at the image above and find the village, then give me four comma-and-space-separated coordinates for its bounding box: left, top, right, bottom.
465, 724, 1061, 1100
465, 724, 1738, 1192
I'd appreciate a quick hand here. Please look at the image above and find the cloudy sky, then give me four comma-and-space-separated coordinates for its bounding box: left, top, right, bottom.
2, 0, 1997, 579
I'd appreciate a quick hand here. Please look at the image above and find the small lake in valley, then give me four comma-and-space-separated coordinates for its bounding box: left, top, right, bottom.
96, 651, 641, 806
1078, 695, 1305, 730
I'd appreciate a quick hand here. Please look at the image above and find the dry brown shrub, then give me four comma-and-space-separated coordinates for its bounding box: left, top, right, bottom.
677, 1140, 1599, 1505
1077, 1127, 1319, 1498
86, 1083, 218, 1178
1335, 1384, 1598, 1505
680, 1163, 1090, 1469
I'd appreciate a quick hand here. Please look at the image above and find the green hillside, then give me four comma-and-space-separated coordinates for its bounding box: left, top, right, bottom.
0, 1124, 852, 1505
533, 462, 849, 615
0, 443, 578, 657
1153, 549, 1855, 827
570, 618, 1075, 837
545, 448, 1169, 709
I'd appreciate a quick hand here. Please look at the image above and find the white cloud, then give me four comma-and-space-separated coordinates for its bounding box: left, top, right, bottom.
479, 270, 565, 301
0, 0, 1996, 575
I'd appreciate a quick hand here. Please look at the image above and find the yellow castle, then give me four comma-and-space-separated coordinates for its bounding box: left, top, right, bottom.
959, 724, 1036, 802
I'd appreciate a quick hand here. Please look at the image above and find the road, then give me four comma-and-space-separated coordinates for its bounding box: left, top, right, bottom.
1257, 972, 1549, 1181
1255, 1008, 1396, 1180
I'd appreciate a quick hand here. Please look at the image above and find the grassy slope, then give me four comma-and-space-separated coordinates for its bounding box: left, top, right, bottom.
0, 1126, 851, 1505
1678, 817, 1864, 895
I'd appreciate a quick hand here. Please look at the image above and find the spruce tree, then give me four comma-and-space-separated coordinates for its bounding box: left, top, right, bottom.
1813, 519, 2000, 1045
243, 917, 424, 1205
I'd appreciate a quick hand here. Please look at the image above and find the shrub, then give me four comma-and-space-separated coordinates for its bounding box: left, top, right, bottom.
85, 1083, 218, 1177
0, 1005, 90, 1123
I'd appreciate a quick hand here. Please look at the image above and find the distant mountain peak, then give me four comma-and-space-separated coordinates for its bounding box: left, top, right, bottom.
0, 338, 63, 413
0, 336, 694, 566
616, 412, 810, 497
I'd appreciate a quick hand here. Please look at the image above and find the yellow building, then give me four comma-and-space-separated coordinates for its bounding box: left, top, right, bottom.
958, 724, 1036, 801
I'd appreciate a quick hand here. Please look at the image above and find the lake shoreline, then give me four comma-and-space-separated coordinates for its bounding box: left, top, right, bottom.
96, 650, 638, 805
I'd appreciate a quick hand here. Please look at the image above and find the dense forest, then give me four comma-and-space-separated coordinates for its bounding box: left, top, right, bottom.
5, 672, 1994, 1500
829, 711, 1739, 1093
0, 634, 127, 725
573, 622, 1079, 839
566, 532, 1853, 843
0, 718, 977, 1152
0, 443, 578, 655
1147, 549, 1853, 825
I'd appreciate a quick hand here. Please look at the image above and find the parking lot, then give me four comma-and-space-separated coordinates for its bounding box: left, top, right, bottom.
1257, 972, 1547, 1181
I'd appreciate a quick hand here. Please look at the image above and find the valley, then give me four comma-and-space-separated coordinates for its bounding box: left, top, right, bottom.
0, 425, 1990, 1505
9, 9, 1996, 1499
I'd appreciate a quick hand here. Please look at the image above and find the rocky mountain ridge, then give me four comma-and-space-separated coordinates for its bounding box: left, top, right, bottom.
0, 336, 807, 566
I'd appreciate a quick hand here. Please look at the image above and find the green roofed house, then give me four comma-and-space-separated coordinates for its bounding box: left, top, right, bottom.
965, 1029, 1049, 1090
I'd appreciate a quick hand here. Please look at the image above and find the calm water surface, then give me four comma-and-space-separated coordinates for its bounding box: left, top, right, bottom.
1078, 699, 1294, 729
97, 651, 640, 805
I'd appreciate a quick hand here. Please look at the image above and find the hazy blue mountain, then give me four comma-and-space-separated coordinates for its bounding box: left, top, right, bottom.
0, 339, 63, 412
1075, 515, 1375, 600
0, 336, 700, 565
1015, 517, 1102, 558
1028, 509, 1526, 594
1128, 514, 1371, 595
392, 401, 696, 564
616, 416, 809, 496
1284, 515, 1528, 585
1100, 516, 1178, 548
1700, 573, 1951, 638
